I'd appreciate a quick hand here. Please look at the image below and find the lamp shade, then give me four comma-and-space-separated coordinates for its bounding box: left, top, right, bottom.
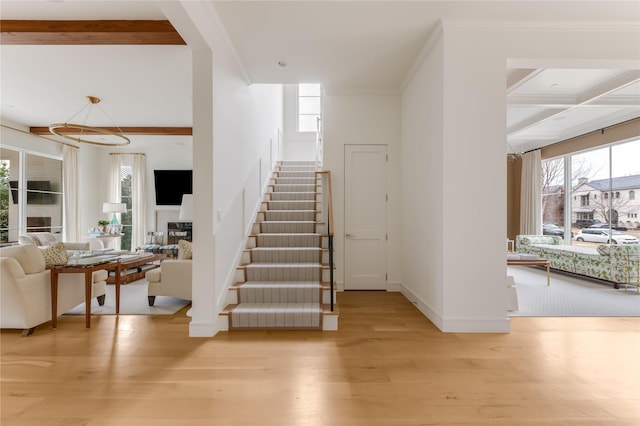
102, 202, 127, 213
103, 202, 127, 225
178, 194, 193, 221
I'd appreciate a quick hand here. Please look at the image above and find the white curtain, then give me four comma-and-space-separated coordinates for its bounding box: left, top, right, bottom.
131, 154, 146, 250
62, 145, 79, 242
520, 150, 542, 235
108, 154, 122, 207
108, 154, 122, 249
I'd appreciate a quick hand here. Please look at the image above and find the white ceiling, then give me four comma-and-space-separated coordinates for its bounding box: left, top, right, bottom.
1, 1, 639, 152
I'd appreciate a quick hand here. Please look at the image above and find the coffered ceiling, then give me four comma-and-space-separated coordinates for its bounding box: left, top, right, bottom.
1, 1, 638, 152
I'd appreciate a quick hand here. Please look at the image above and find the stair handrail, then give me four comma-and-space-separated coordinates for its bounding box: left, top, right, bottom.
316, 170, 334, 311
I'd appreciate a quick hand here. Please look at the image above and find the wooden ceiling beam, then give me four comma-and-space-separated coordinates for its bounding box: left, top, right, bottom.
30, 127, 192, 136
0, 20, 186, 45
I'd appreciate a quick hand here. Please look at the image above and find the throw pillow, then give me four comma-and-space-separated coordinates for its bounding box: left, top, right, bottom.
178, 239, 192, 260
34, 232, 59, 247
40, 242, 69, 268
18, 234, 39, 246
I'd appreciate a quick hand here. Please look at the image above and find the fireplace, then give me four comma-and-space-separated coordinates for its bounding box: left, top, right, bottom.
27, 217, 51, 232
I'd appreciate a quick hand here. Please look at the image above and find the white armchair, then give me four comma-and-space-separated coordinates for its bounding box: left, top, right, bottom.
145, 259, 192, 306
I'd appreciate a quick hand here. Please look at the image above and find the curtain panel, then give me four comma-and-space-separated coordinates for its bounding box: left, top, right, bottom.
131, 154, 146, 250
62, 145, 79, 241
520, 150, 542, 235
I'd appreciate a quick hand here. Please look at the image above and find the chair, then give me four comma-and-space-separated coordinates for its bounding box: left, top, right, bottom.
145, 259, 192, 306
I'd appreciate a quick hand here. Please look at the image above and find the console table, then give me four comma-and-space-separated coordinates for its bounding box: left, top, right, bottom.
50, 258, 120, 329
85, 234, 123, 250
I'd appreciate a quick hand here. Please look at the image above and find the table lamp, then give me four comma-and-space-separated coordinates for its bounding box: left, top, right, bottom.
179, 194, 193, 221
103, 202, 127, 224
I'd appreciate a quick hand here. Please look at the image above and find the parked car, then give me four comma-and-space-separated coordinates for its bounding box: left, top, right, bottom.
575, 219, 600, 228
588, 223, 628, 231
542, 223, 564, 236
574, 229, 639, 245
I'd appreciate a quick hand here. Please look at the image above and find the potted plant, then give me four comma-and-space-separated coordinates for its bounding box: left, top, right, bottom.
98, 220, 110, 233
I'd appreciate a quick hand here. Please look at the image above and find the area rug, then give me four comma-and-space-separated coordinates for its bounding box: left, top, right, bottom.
508, 265, 640, 317
65, 279, 190, 316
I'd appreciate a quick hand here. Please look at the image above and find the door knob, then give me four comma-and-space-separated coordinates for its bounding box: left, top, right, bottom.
346, 234, 352, 238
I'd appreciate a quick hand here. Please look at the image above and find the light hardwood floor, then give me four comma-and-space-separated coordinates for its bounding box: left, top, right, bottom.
2, 291, 639, 426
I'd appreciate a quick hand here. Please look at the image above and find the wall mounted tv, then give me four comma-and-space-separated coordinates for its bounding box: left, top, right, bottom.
9, 181, 58, 204
154, 170, 193, 206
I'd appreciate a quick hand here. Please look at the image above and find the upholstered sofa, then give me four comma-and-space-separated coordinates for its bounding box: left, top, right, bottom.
18, 232, 91, 252
0, 244, 108, 335
516, 235, 640, 290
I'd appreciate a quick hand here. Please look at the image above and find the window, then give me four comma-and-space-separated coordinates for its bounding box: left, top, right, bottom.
120, 166, 132, 251
542, 137, 640, 246
0, 147, 63, 243
297, 83, 321, 132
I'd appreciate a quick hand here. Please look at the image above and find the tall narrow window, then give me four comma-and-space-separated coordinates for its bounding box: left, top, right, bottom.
298, 83, 321, 132
0, 157, 12, 243
120, 166, 132, 251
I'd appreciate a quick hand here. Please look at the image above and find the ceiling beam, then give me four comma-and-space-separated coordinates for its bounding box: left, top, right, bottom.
30, 127, 192, 136
0, 20, 186, 45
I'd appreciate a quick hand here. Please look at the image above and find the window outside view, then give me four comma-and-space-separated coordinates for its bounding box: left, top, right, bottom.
542, 138, 640, 246
298, 83, 321, 132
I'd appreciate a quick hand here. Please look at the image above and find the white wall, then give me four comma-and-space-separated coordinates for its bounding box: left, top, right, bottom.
322, 92, 402, 290
400, 33, 445, 320
163, 1, 284, 337
400, 21, 640, 332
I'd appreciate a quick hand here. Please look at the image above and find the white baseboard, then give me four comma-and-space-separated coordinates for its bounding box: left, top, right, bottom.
189, 320, 220, 337
400, 284, 511, 333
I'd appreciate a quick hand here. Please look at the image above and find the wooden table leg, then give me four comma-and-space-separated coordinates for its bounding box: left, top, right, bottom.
51, 269, 59, 329
115, 262, 121, 315
84, 271, 92, 328
547, 263, 550, 286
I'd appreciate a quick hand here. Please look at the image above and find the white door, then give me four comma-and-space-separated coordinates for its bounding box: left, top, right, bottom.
344, 145, 387, 290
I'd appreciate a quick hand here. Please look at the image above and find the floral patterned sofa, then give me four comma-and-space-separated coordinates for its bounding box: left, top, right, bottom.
516, 235, 640, 291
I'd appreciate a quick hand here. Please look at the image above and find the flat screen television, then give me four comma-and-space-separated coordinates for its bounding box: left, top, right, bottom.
9, 181, 57, 204
154, 170, 192, 206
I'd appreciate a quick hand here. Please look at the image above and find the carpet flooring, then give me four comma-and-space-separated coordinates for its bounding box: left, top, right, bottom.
65, 279, 190, 316
507, 265, 640, 317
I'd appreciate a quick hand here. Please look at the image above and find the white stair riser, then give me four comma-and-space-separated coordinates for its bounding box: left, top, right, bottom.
267, 192, 319, 201
235, 266, 332, 283
264, 201, 319, 210
249, 248, 322, 263
245, 266, 321, 282
231, 304, 321, 329
238, 285, 321, 303
247, 234, 329, 249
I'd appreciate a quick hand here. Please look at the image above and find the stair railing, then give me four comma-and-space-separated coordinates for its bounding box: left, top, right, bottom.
316, 170, 334, 311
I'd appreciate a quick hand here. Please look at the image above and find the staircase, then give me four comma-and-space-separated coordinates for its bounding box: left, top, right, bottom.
223, 161, 338, 331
